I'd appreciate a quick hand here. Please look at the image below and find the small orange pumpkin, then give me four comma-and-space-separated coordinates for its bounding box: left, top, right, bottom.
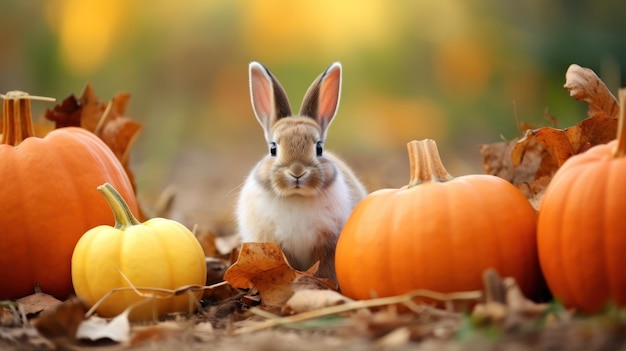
537, 88, 626, 313
335, 139, 543, 302
0, 91, 139, 300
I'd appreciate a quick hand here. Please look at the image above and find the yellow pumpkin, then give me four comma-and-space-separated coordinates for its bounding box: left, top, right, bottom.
71, 183, 207, 321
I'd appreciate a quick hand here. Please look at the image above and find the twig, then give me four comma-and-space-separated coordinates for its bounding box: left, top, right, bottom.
234, 289, 482, 334
85, 276, 229, 318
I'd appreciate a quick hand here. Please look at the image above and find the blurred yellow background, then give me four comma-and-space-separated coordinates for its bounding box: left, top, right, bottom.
1, 1, 624, 229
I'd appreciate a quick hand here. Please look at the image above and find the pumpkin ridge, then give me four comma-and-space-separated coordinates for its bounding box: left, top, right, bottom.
612, 90, 626, 158
11, 150, 34, 297
80, 231, 101, 305
563, 166, 605, 310
551, 170, 579, 309
465, 178, 495, 286
605, 159, 626, 307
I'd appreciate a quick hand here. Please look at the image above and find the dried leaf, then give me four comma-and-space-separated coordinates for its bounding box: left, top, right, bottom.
0, 304, 20, 327
78, 83, 108, 131
223, 242, 318, 308
16, 293, 62, 316
512, 111, 617, 170
76, 309, 130, 343
197, 231, 219, 258
43, 94, 82, 128
480, 136, 548, 211
43, 84, 143, 196
512, 65, 619, 171
282, 289, 353, 315
205, 257, 229, 285
516, 176, 551, 211
31, 298, 88, 341
472, 269, 549, 330
481, 64, 620, 210
94, 93, 143, 169
129, 321, 185, 346
215, 234, 241, 256
292, 274, 338, 292
43, 83, 106, 131
564, 64, 619, 118
480, 136, 543, 184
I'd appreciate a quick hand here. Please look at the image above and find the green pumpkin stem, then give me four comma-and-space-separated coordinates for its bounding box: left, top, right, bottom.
613, 89, 626, 158
98, 183, 141, 228
0, 91, 55, 146
407, 139, 454, 188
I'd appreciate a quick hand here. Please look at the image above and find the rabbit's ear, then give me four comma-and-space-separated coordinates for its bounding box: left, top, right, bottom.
249, 62, 292, 138
299, 62, 342, 136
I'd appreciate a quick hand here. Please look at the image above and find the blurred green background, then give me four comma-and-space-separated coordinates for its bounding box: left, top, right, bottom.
1, 1, 624, 229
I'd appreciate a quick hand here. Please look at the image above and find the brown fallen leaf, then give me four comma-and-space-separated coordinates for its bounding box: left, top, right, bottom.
282, 289, 353, 315
93, 92, 143, 182
43, 83, 145, 218
564, 63, 619, 118
31, 297, 88, 342
481, 64, 620, 210
44, 83, 106, 131
480, 135, 549, 210
16, 293, 62, 316
511, 110, 617, 170
223, 242, 322, 308
512, 64, 619, 171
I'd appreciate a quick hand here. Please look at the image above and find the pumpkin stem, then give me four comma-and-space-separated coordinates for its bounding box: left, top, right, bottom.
612, 89, 626, 158
1, 91, 55, 146
98, 183, 141, 228
407, 139, 454, 187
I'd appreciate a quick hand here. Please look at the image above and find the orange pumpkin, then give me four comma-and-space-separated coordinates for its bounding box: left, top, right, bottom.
335, 139, 542, 302
0, 91, 139, 300
537, 88, 626, 313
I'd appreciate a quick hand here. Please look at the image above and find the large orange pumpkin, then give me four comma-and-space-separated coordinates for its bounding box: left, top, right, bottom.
0, 91, 139, 300
335, 139, 542, 302
537, 88, 626, 314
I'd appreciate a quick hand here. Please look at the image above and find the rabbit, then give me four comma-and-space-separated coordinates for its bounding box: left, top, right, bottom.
236, 61, 367, 283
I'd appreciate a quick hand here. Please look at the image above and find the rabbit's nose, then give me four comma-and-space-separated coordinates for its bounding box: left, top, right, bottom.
289, 170, 307, 179
288, 164, 307, 179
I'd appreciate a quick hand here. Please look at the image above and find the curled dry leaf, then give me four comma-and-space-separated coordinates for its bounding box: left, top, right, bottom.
44, 83, 102, 130
282, 289, 353, 315
511, 111, 617, 170
43, 83, 144, 208
512, 64, 619, 171
564, 63, 619, 117
481, 64, 620, 210
223, 242, 322, 308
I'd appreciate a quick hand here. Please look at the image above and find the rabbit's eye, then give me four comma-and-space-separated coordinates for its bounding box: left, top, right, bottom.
316, 141, 323, 157
269, 142, 277, 157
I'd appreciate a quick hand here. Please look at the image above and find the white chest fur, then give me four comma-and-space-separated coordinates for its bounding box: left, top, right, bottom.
237, 173, 353, 271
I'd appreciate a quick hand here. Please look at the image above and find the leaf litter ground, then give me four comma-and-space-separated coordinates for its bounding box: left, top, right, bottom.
3, 64, 626, 350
